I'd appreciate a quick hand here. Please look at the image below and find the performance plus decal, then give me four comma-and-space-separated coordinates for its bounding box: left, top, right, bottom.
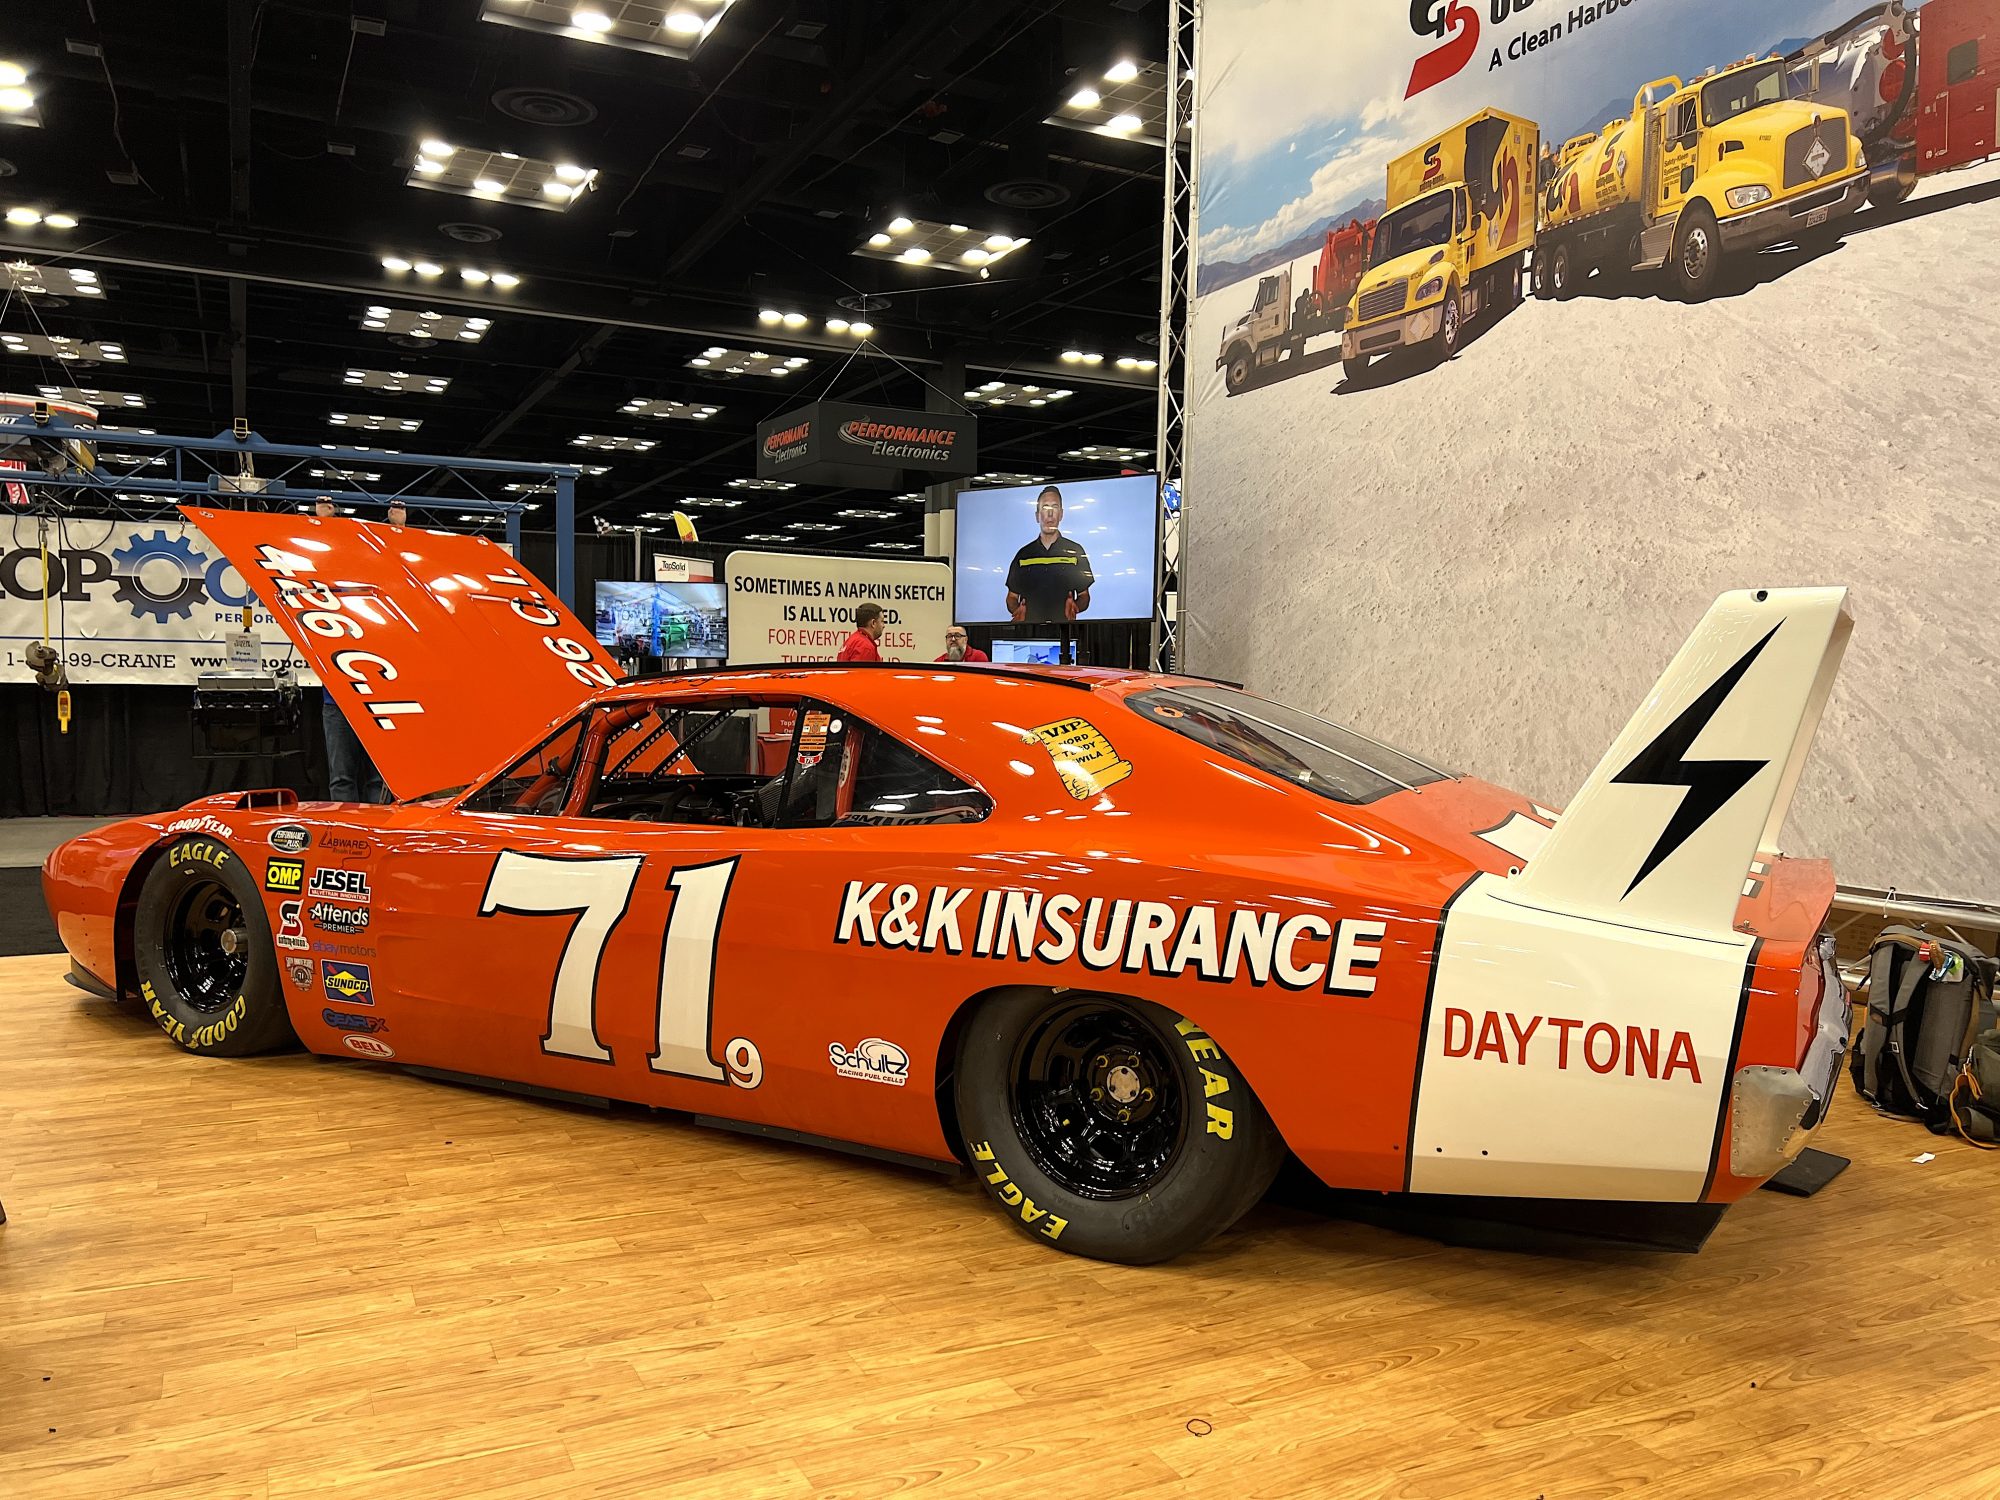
834, 882, 1387, 994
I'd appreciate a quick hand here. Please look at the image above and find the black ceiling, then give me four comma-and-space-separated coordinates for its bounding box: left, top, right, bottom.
0, 0, 1168, 551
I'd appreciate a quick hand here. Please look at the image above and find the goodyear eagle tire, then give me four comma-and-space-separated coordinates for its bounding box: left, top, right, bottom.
954, 990, 1284, 1265
132, 835, 297, 1056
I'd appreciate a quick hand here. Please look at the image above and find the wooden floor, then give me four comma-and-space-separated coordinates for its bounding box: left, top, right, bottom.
4, 952, 1998, 1499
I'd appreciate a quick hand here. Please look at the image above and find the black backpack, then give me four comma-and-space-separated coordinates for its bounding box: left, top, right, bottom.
1850, 926, 1998, 1140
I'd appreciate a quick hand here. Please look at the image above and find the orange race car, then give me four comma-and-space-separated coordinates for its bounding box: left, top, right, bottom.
41, 509, 1855, 1263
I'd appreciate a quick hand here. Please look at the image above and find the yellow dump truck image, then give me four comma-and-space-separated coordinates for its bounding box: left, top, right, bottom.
1537, 57, 1868, 301
1341, 108, 1539, 381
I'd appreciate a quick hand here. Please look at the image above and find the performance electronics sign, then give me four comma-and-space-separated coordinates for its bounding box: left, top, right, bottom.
725, 548, 951, 665
754, 401, 978, 491
1184, 0, 2000, 901
0, 521, 312, 685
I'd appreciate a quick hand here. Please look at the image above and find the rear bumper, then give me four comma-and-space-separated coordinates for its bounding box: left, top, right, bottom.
1729, 933, 1847, 1178
1718, 171, 1868, 254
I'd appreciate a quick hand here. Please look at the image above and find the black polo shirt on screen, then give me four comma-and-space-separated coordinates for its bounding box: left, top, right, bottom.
1005, 533, 1095, 623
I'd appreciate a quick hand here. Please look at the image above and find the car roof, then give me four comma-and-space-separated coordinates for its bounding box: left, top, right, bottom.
587, 660, 1193, 704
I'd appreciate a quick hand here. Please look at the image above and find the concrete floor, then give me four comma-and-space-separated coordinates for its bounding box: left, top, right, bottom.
0, 816, 126, 869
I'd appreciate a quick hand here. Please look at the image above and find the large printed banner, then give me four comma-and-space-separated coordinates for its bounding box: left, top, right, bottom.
1186, 0, 2000, 899
726, 549, 952, 664
0, 517, 310, 684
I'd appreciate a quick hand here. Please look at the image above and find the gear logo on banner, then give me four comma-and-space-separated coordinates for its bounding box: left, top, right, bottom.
110, 529, 209, 624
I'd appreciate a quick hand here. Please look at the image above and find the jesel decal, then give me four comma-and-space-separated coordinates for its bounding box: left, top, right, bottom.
969, 1141, 1069, 1241
835, 882, 1387, 995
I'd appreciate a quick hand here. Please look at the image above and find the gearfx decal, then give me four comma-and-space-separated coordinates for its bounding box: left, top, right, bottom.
1024, 717, 1132, 800
265, 857, 304, 894
835, 882, 1387, 995
308, 900, 371, 935
969, 1141, 1068, 1241
307, 867, 371, 902
828, 1037, 910, 1087
321, 960, 375, 1006
322, 1008, 388, 1034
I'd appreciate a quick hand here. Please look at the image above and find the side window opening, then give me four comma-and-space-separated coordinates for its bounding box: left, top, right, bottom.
790, 702, 990, 828
461, 716, 587, 816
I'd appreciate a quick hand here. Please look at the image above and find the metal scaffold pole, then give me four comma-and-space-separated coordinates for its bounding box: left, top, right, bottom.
1151, 0, 1200, 672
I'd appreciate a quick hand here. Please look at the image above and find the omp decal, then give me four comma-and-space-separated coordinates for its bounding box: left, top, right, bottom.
1440, 1008, 1702, 1082
828, 1037, 910, 1087
344, 1035, 396, 1060
308, 900, 371, 934
170, 839, 232, 871
276, 900, 308, 951
320, 960, 375, 1006
306, 867, 371, 902
1173, 1019, 1235, 1139
265, 858, 304, 894
834, 882, 1387, 995
268, 824, 311, 854
1024, 718, 1132, 800
1610, 623, 1779, 897
969, 1141, 1069, 1241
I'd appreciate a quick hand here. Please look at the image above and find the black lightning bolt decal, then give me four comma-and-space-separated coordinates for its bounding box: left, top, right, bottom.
1610, 622, 1782, 898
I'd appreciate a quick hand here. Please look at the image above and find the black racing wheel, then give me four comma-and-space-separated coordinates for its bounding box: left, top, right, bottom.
132, 834, 297, 1056
953, 990, 1284, 1264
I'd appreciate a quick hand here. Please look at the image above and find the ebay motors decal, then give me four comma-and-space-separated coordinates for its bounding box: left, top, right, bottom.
1407, 0, 1638, 97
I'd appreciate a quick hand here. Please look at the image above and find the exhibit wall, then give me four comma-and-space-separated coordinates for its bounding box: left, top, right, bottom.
725, 549, 952, 664
1184, 0, 1999, 899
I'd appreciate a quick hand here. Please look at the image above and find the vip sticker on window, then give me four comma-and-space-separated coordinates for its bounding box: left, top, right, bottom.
1025, 717, 1133, 800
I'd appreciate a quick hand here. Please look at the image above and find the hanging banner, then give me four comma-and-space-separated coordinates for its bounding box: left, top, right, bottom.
755, 401, 978, 490
1184, 0, 2000, 900
0, 516, 311, 685
725, 549, 952, 664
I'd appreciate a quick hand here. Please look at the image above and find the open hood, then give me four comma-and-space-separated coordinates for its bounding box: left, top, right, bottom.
184, 507, 619, 799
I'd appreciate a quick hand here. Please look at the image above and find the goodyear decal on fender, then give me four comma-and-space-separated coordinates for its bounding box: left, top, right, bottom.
1024, 717, 1132, 800
835, 882, 1387, 995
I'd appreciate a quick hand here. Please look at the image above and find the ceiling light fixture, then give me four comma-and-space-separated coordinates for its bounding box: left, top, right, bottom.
572, 433, 657, 451
3, 263, 104, 298
1046, 58, 1175, 147
958, 381, 1071, 408
856, 217, 1029, 271
1104, 59, 1140, 83
687, 346, 809, 378
406, 141, 599, 212
478, 0, 739, 61
728, 477, 795, 491
1, 332, 125, 361
329, 412, 423, 433
1069, 87, 1101, 108
618, 398, 722, 420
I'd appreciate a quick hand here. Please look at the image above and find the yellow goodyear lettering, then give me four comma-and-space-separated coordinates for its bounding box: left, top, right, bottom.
1176, 1019, 1235, 1138
191, 995, 248, 1050
966, 1139, 1068, 1242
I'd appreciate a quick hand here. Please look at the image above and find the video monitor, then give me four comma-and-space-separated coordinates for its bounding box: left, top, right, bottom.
990, 639, 1061, 665
953, 473, 1158, 625
593, 581, 728, 660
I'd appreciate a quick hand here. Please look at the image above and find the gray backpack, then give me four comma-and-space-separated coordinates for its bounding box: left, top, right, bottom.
1850, 926, 1998, 1141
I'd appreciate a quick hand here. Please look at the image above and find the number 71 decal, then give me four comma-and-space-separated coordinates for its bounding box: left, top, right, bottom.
477, 850, 763, 1087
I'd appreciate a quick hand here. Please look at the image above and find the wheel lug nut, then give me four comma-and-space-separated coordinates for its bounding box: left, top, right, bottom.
1090, 1088, 1103, 1101
1094, 1054, 1108, 1068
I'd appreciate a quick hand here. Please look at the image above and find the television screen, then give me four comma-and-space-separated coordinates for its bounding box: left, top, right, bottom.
593, 581, 728, 660
990, 639, 1062, 665
953, 473, 1158, 625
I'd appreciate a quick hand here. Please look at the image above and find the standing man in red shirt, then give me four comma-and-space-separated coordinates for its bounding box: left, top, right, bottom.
936, 626, 989, 662
837, 601, 885, 662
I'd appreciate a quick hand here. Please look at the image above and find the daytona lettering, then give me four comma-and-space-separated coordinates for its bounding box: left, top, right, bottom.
834, 881, 1386, 994
1441, 1006, 1702, 1082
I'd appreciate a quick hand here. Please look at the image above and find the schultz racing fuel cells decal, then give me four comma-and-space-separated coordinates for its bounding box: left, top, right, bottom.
834, 882, 1386, 994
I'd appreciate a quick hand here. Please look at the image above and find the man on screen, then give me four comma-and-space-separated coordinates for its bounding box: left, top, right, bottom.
1005, 486, 1094, 623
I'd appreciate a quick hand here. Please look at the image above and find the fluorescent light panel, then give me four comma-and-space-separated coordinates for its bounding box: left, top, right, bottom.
329, 412, 422, 432
1044, 59, 1177, 147
477, 0, 736, 60
727, 477, 794, 491
572, 433, 657, 451
855, 216, 1029, 270
619, 398, 721, 420
0, 332, 124, 361
360, 305, 491, 342
4, 262, 103, 297
686, 345, 809, 377
37, 384, 144, 408
406, 142, 598, 211
343, 368, 451, 394
962, 381, 1073, 409
1062, 444, 1153, 462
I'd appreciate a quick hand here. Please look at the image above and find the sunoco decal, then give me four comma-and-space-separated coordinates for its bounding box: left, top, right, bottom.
834, 882, 1387, 994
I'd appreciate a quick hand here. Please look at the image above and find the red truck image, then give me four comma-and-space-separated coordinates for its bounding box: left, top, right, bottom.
1214, 217, 1377, 394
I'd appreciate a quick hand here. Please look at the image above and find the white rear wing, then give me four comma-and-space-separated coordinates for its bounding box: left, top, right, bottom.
1511, 587, 1852, 937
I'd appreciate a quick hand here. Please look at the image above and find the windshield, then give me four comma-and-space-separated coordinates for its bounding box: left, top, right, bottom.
1703, 62, 1786, 126
1369, 192, 1455, 268
1127, 685, 1451, 804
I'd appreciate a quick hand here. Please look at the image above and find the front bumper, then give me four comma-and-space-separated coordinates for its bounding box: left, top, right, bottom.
1340, 299, 1443, 359
1718, 171, 1868, 254
1729, 934, 1847, 1179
